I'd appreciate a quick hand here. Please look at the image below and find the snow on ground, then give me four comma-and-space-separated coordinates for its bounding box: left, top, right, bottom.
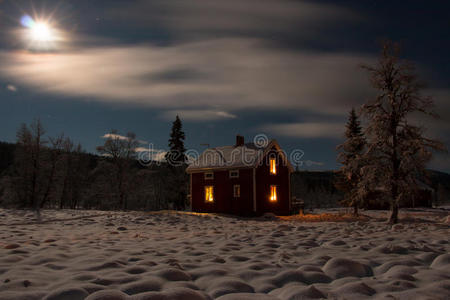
0, 209, 449, 300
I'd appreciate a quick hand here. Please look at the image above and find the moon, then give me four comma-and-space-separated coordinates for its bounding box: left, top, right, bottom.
21, 15, 60, 50
30, 23, 54, 42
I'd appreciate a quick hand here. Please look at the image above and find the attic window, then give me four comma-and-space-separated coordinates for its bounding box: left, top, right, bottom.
229, 170, 239, 178
205, 186, 214, 202
204, 172, 214, 180
270, 185, 277, 202
270, 158, 277, 175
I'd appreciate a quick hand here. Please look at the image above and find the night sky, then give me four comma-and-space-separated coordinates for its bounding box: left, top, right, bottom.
0, 0, 449, 171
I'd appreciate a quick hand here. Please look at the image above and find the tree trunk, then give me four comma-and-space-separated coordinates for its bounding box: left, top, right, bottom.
389, 116, 400, 224
353, 204, 358, 216
117, 166, 126, 210
60, 169, 70, 209
41, 158, 58, 209
122, 193, 127, 210
389, 202, 399, 224
30, 150, 39, 209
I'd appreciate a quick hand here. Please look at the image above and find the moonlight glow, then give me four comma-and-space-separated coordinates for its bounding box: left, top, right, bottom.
31, 23, 53, 42
21, 15, 61, 50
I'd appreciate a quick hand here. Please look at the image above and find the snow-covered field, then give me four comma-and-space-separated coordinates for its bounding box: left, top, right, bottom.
0, 209, 449, 300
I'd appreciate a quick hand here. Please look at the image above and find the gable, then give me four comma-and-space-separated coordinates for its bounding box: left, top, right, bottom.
255, 140, 294, 172
186, 139, 294, 173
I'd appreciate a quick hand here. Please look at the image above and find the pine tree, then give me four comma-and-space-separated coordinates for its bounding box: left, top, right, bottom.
336, 108, 366, 215
165, 116, 187, 210
165, 116, 186, 166
360, 42, 445, 224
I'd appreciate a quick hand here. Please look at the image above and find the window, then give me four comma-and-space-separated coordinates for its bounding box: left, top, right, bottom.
229, 170, 239, 178
270, 185, 277, 202
233, 185, 240, 197
205, 186, 214, 202
270, 157, 277, 175
204, 172, 214, 180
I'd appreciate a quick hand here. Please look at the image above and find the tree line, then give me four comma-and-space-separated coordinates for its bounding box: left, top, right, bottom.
336, 42, 446, 223
0, 116, 188, 218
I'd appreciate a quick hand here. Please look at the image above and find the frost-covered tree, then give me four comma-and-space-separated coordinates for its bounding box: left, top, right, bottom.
39, 134, 66, 209
14, 119, 47, 218
336, 108, 366, 215
361, 42, 445, 223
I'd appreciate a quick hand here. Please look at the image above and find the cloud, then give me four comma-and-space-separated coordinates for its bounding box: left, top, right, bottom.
163, 109, 237, 121
101, 134, 167, 161
134, 147, 149, 153
401, 89, 450, 147
0, 40, 374, 118
152, 151, 167, 162
107, 0, 357, 40
6, 84, 17, 92
102, 133, 128, 140
0, 0, 372, 122
101, 133, 147, 144
261, 122, 345, 139
135, 146, 167, 162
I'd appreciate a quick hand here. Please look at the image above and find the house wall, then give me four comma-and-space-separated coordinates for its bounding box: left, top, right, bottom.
191, 168, 254, 215
255, 147, 291, 215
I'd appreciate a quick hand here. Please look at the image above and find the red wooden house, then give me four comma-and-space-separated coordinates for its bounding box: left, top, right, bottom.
186, 135, 294, 215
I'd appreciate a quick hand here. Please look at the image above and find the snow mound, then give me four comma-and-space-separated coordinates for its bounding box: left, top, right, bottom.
430, 253, 450, 269
322, 258, 373, 279
86, 290, 129, 300
120, 278, 164, 295
216, 293, 278, 300
43, 287, 89, 300
334, 281, 376, 296
130, 287, 210, 300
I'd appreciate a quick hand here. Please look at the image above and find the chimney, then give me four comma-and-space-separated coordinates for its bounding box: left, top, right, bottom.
235, 135, 244, 147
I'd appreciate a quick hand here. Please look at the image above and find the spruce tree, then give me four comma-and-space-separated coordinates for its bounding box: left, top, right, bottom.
337, 108, 366, 215
165, 116, 187, 210
165, 116, 186, 166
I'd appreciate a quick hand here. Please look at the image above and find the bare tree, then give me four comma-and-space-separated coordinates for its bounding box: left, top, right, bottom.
13, 119, 48, 219
40, 134, 66, 208
14, 124, 33, 206
59, 138, 75, 209
96, 130, 139, 210
361, 42, 445, 223
67, 143, 89, 209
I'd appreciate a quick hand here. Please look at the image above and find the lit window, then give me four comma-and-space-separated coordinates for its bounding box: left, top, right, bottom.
205, 172, 214, 180
205, 186, 214, 202
229, 170, 239, 178
233, 185, 240, 197
270, 158, 277, 174
270, 185, 277, 202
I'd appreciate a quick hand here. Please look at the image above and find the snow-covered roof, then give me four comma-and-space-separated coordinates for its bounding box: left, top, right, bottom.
186, 139, 293, 173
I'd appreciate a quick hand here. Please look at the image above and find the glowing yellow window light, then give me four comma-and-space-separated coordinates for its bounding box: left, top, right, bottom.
270, 185, 277, 202
205, 186, 214, 202
270, 157, 277, 174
